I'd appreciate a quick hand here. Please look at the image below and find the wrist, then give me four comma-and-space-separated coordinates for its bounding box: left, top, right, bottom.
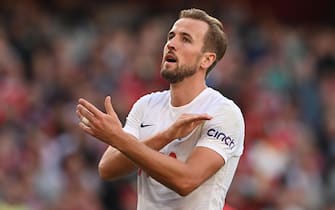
106, 128, 127, 148
161, 128, 175, 143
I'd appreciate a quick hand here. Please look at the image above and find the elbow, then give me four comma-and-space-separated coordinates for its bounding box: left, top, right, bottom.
98, 159, 112, 181
173, 178, 199, 197
177, 189, 192, 197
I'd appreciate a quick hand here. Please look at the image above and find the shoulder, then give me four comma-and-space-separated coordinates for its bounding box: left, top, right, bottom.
125, 90, 170, 133
199, 89, 245, 155
135, 90, 170, 108
205, 88, 243, 118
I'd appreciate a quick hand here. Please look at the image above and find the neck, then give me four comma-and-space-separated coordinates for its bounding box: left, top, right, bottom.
170, 76, 207, 107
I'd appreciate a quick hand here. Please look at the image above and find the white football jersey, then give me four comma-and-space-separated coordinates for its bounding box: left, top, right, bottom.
123, 87, 245, 210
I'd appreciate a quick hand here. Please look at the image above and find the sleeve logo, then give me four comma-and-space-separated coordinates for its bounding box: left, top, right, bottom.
207, 128, 236, 149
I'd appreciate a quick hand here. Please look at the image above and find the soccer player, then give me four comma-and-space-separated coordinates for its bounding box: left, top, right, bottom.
77, 8, 245, 210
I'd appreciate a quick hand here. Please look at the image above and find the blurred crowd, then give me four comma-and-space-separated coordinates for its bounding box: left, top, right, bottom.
0, 0, 334, 210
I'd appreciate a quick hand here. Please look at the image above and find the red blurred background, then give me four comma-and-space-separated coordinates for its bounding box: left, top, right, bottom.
0, 0, 334, 210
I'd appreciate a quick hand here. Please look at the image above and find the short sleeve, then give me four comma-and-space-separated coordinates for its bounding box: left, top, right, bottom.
196, 104, 245, 163
123, 94, 151, 139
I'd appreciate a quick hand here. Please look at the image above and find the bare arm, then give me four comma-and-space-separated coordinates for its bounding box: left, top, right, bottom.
77, 97, 213, 182
77, 96, 224, 196
113, 135, 225, 196
98, 131, 170, 180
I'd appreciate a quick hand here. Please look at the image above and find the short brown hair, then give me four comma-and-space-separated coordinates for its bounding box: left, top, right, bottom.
179, 8, 227, 75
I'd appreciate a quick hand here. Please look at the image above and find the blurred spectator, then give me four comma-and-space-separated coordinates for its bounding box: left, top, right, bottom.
0, 0, 334, 210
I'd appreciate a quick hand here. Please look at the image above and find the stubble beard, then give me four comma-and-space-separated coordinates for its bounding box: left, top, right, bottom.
161, 64, 197, 84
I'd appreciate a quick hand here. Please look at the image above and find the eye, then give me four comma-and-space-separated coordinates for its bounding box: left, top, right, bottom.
182, 36, 191, 43
167, 33, 174, 40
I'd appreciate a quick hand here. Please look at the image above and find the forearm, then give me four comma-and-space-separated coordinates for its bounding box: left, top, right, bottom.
76, 97, 214, 188
98, 131, 171, 180
98, 146, 135, 180
112, 132, 196, 196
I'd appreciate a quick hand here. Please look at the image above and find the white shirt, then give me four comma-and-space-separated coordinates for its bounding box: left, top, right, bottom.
123, 87, 245, 210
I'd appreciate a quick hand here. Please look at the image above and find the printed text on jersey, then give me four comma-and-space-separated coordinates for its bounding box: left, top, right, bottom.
207, 128, 236, 149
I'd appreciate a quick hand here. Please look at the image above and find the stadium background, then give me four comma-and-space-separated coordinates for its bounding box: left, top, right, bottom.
0, 0, 334, 209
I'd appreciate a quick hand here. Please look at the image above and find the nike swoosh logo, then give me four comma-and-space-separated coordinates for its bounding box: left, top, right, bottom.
140, 123, 153, 128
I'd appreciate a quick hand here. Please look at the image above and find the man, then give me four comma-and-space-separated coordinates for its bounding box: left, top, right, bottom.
76, 8, 245, 210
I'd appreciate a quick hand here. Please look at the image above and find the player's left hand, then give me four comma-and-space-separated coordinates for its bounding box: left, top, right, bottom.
164, 113, 212, 141
76, 96, 124, 145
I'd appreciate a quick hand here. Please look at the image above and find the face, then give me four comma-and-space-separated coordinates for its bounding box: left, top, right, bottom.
161, 18, 209, 83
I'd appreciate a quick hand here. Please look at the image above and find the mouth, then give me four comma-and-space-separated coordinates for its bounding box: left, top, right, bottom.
164, 53, 177, 63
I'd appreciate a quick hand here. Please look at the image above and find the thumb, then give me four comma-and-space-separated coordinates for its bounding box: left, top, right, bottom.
104, 96, 115, 115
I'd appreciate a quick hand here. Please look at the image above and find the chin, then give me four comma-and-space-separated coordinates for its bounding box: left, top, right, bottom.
161, 66, 174, 75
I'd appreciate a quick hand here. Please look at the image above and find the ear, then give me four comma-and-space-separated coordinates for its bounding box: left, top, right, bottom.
200, 52, 216, 70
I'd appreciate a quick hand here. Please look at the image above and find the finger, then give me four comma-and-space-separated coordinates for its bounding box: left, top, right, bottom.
82, 117, 90, 126
104, 96, 116, 116
78, 121, 95, 136
183, 114, 212, 123
76, 109, 83, 120
180, 113, 212, 119
78, 98, 102, 117
76, 109, 86, 122
76, 109, 93, 129
195, 114, 213, 120
193, 120, 206, 127
77, 104, 95, 123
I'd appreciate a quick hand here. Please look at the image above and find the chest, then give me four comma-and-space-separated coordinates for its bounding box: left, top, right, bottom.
139, 106, 205, 161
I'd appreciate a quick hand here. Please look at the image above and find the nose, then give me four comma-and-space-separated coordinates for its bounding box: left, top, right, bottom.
166, 38, 176, 51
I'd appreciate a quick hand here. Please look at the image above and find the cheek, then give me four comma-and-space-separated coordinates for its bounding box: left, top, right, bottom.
184, 52, 200, 64
162, 45, 167, 56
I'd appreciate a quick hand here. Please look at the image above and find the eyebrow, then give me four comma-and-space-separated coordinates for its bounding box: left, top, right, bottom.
168, 31, 194, 41
181, 32, 193, 41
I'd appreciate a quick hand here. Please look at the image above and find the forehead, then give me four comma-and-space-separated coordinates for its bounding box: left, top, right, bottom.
170, 18, 208, 40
